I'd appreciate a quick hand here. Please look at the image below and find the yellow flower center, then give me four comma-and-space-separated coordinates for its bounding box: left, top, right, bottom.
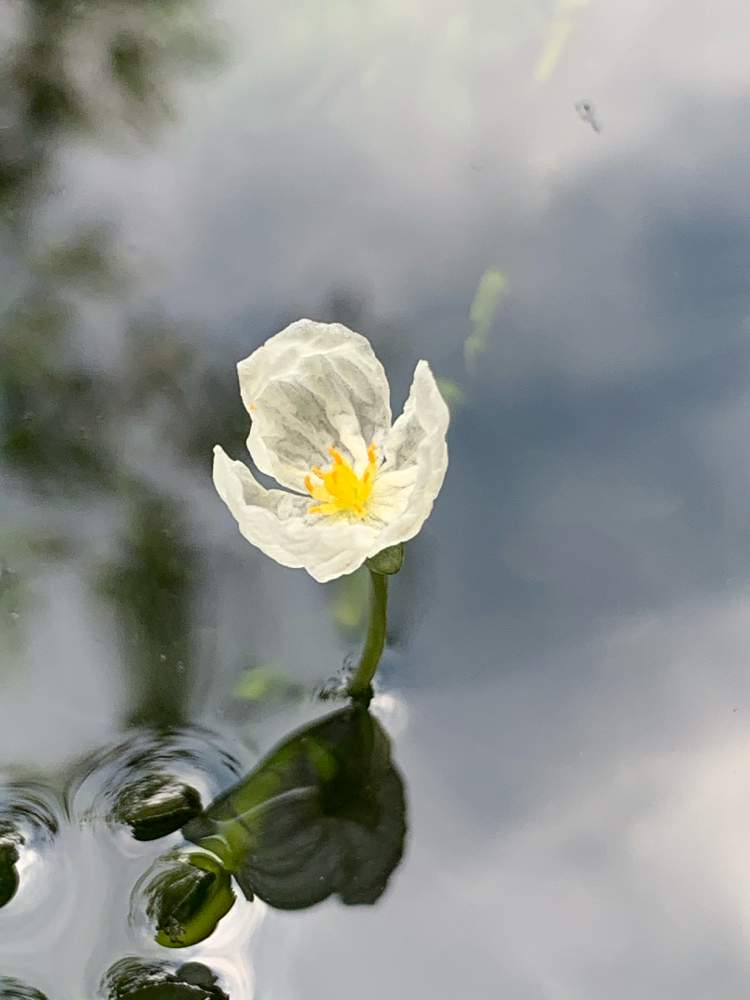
304, 444, 378, 519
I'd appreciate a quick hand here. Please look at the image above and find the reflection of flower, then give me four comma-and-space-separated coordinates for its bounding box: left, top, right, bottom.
213, 320, 449, 582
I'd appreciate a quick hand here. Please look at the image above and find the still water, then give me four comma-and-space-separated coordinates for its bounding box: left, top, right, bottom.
3, 0, 750, 996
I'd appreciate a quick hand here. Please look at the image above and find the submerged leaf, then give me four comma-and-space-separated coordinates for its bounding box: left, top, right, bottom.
465, 268, 510, 368
534, 17, 573, 82
232, 664, 305, 706
435, 377, 466, 412
183, 707, 407, 910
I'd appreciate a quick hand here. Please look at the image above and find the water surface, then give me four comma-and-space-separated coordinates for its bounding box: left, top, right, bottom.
3, 1, 750, 996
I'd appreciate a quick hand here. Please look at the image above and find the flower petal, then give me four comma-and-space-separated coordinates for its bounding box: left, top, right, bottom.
213, 446, 382, 583
367, 361, 449, 548
238, 320, 391, 493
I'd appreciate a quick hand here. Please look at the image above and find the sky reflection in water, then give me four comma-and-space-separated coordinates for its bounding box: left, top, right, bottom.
3, 0, 750, 996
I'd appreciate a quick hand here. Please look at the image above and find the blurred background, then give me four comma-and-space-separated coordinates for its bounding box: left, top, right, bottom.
4, 0, 750, 996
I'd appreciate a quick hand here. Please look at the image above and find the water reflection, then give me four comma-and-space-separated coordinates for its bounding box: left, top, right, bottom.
129, 705, 407, 949
97, 490, 201, 730
101, 959, 229, 1000
6, 0, 750, 995
1, 0, 218, 219
0, 839, 19, 908
0, 980, 48, 1000
68, 728, 243, 840
184, 705, 406, 910
0, 0, 229, 728
0, 710, 406, 981
0, 782, 59, 911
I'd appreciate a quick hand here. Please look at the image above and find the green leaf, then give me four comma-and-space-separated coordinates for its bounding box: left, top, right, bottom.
138, 851, 236, 949
113, 775, 202, 842
183, 707, 407, 910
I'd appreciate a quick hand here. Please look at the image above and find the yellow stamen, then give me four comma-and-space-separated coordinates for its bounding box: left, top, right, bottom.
305, 444, 378, 519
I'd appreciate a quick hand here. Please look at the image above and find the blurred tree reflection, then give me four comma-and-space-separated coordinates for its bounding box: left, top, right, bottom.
0, 291, 115, 494
0, 0, 430, 735
120, 319, 248, 468
0, 0, 221, 723
0, 0, 219, 223
98, 488, 198, 728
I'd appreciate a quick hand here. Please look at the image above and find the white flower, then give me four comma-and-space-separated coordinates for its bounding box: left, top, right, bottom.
213, 319, 449, 583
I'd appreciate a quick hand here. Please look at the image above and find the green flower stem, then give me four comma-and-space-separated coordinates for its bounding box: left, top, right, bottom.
347, 567, 388, 700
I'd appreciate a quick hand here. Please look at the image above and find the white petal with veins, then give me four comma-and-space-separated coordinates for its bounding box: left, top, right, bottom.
239, 319, 391, 494
371, 360, 450, 548
214, 322, 449, 582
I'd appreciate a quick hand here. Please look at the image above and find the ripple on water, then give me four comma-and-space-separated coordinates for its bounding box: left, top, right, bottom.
66, 727, 248, 852
0, 978, 48, 1000
0, 779, 64, 912
99, 958, 232, 999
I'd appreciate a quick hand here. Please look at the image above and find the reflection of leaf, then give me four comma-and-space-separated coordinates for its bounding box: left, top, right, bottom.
183, 707, 407, 910
465, 268, 510, 369
102, 958, 229, 1000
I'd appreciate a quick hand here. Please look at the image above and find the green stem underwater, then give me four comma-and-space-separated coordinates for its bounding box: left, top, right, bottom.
347, 567, 389, 701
